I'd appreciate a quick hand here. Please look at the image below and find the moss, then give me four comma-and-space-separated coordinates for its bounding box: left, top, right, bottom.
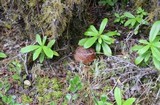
21, 94, 33, 104
35, 76, 63, 104
51, 91, 63, 98
0, 0, 84, 39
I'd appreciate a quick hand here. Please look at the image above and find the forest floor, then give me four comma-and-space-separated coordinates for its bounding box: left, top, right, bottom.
0, 1, 160, 105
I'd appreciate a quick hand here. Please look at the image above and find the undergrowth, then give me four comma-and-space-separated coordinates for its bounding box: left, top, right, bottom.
0, 0, 160, 105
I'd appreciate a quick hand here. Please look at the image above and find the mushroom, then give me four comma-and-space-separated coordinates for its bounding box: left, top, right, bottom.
74, 46, 96, 64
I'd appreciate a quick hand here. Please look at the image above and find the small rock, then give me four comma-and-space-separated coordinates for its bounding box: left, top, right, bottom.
24, 80, 31, 86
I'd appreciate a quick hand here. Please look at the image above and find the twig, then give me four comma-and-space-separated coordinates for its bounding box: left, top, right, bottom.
19, 53, 28, 75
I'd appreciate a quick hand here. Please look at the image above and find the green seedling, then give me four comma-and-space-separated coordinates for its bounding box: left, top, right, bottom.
79, 18, 120, 56
66, 75, 83, 103
132, 21, 160, 70
136, 7, 148, 18
114, 13, 126, 24
8, 61, 22, 81
1, 95, 21, 105
20, 34, 59, 63
114, 87, 136, 105
68, 75, 83, 93
94, 87, 135, 105
114, 7, 148, 34
123, 11, 148, 29
94, 94, 112, 105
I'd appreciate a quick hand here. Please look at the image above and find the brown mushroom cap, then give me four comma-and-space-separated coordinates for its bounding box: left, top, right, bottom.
74, 46, 96, 64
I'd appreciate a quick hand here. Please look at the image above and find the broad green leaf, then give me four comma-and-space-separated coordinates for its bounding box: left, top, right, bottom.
153, 36, 160, 42
33, 47, 42, 61
131, 19, 136, 27
114, 18, 120, 23
136, 17, 143, 23
42, 36, 47, 45
84, 31, 98, 36
152, 42, 160, 48
2, 96, 8, 103
101, 35, 112, 41
151, 47, 160, 61
100, 94, 107, 102
96, 43, 101, 53
47, 39, 55, 48
69, 75, 82, 93
103, 39, 112, 44
53, 51, 59, 56
139, 40, 149, 44
78, 38, 88, 46
89, 25, 99, 34
20, 45, 39, 53
101, 35, 114, 44
135, 55, 144, 65
102, 43, 112, 56
84, 37, 98, 48
137, 45, 150, 55
149, 21, 160, 42
99, 18, 108, 34
77, 83, 83, 91
123, 98, 136, 105
114, 87, 122, 105
39, 52, 45, 63
36, 34, 42, 45
42, 46, 53, 58
104, 31, 120, 36
97, 101, 104, 105
12, 74, 20, 80
144, 52, 151, 62
132, 45, 144, 51
98, 38, 102, 44
0, 52, 7, 58
124, 12, 135, 18
124, 19, 134, 27
71, 75, 80, 84
0, 93, 2, 98
153, 57, 160, 70
137, 8, 144, 14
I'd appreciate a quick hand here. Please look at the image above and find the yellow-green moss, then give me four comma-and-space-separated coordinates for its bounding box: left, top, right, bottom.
36, 76, 63, 104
